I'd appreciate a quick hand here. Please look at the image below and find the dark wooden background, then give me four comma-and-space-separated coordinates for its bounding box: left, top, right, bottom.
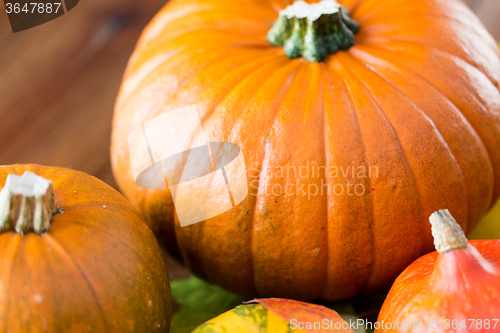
0, 0, 499, 280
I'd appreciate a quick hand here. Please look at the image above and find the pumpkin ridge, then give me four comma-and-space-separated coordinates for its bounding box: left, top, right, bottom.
353, 0, 500, 88
171, 57, 301, 293
191, 55, 296, 150
357, 43, 497, 146
354, 7, 476, 27
337, 55, 426, 286
342, 48, 486, 236
221, 59, 301, 143
157, 52, 284, 127
117, 52, 182, 110
131, 24, 268, 70
319, 63, 330, 298
43, 234, 110, 333
3, 235, 22, 333
325, 59, 375, 295
123, 50, 281, 141
365, 40, 500, 93
350, 45, 494, 229
347, 52, 471, 235
248, 63, 302, 296
137, 24, 268, 60
357, 42, 500, 206
197, 55, 295, 127
135, 3, 215, 48
119, 45, 277, 120
123, 42, 206, 94
52, 217, 164, 288
251, 64, 327, 297
133, 34, 269, 76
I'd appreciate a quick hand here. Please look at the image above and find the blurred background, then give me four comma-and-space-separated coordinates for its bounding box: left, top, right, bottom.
0, 0, 499, 280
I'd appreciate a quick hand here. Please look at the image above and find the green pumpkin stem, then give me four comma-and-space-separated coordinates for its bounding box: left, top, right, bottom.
429, 209, 468, 253
0, 172, 57, 235
267, 0, 359, 62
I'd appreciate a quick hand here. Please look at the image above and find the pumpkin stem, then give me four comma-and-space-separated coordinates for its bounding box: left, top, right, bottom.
267, 0, 359, 62
0, 172, 57, 235
429, 209, 468, 253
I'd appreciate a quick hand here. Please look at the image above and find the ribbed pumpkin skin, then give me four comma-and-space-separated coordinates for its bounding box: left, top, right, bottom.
111, 0, 500, 300
0, 165, 171, 332
376, 240, 500, 332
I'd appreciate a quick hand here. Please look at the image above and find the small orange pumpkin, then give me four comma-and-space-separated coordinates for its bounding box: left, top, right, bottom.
111, 0, 500, 300
376, 209, 500, 332
0, 165, 171, 332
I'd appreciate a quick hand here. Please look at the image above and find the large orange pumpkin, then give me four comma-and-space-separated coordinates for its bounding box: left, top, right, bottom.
0, 165, 171, 332
111, 0, 500, 300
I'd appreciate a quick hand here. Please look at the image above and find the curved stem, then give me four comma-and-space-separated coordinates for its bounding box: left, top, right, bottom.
0, 171, 57, 234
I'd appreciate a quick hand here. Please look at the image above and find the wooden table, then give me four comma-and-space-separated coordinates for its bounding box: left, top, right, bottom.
0, 0, 499, 280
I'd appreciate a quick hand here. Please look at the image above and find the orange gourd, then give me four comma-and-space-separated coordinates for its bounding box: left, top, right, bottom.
376, 209, 500, 332
111, 0, 500, 300
0, 165, 171, 332
192, 298, 354, 332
